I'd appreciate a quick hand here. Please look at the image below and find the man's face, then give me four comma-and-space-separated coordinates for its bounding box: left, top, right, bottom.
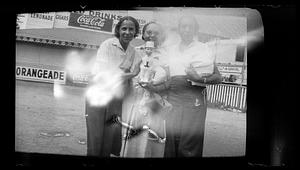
178, 17, 197, 43
119, 20, 136, 45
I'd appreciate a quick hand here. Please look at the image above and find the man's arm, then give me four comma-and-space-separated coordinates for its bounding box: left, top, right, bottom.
205, 65, 223, 84
186, 64, 222, 84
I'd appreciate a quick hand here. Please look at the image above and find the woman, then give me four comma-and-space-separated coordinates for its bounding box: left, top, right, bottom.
121, 21, 171, 157
163, 15, 222, 157
85, 16, 141, 157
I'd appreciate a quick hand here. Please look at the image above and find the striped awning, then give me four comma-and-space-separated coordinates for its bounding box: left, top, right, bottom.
16, 35, 100, 49
16, 28, 144, 49
15, 28, 114, 49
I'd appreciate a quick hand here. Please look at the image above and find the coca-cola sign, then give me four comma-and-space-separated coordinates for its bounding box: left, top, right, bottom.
68, 12, 113, 33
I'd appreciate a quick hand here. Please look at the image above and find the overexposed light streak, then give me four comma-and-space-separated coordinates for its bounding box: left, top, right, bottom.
85, 70, 125, 107
211, 27, 264, 46
65, 51, 85, 73
53, 81, 64, 98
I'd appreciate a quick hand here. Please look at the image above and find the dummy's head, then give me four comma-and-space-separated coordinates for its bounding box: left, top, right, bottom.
144, 41, 155, 55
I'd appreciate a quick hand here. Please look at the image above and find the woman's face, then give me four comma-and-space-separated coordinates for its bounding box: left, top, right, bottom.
143, 23, 162, 47
119, 20, 136, 46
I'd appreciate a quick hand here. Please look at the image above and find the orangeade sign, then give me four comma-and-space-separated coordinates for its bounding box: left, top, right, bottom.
16, 66, 66, 84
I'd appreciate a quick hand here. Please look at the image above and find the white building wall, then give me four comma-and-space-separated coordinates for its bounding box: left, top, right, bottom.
16, 42, 40, 64
215, 43, 237, 64
38, 44, 70, 67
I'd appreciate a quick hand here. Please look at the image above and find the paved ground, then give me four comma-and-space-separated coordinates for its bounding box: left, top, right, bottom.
15, 80, 246, 157
203, 107, 246, 157
15, 80, 87, 156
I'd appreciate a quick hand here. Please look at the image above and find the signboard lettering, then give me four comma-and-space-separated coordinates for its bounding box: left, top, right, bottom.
88, 11, 123, 20
77, 15, 106, 27
218, 66, 243, 73
16, 66, 66, 84
55, 14, 69, 21
68, 12, 113, 33
30, 13, 54, 21
217, 65, 244, 84
72, 72, 89, 84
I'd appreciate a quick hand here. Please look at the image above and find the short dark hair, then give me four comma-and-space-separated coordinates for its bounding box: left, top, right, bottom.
114, 16, 140, 38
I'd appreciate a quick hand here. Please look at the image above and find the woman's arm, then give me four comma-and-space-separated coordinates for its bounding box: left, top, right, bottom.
119, 48, 143, 81
120, 59, 142, 80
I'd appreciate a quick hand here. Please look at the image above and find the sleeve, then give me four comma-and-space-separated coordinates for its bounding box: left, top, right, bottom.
91, 40, 110, 75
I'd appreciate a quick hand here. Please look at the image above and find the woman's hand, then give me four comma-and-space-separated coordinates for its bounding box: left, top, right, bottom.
119, 59, 142, 81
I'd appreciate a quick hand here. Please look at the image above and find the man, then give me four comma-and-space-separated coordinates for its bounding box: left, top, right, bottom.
163, 15, 222, 157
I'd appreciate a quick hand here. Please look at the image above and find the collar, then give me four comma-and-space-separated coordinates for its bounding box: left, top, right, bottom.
111, 37, 132, 52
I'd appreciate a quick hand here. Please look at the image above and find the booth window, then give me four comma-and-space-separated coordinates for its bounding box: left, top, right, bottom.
235, 45, 245, 62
